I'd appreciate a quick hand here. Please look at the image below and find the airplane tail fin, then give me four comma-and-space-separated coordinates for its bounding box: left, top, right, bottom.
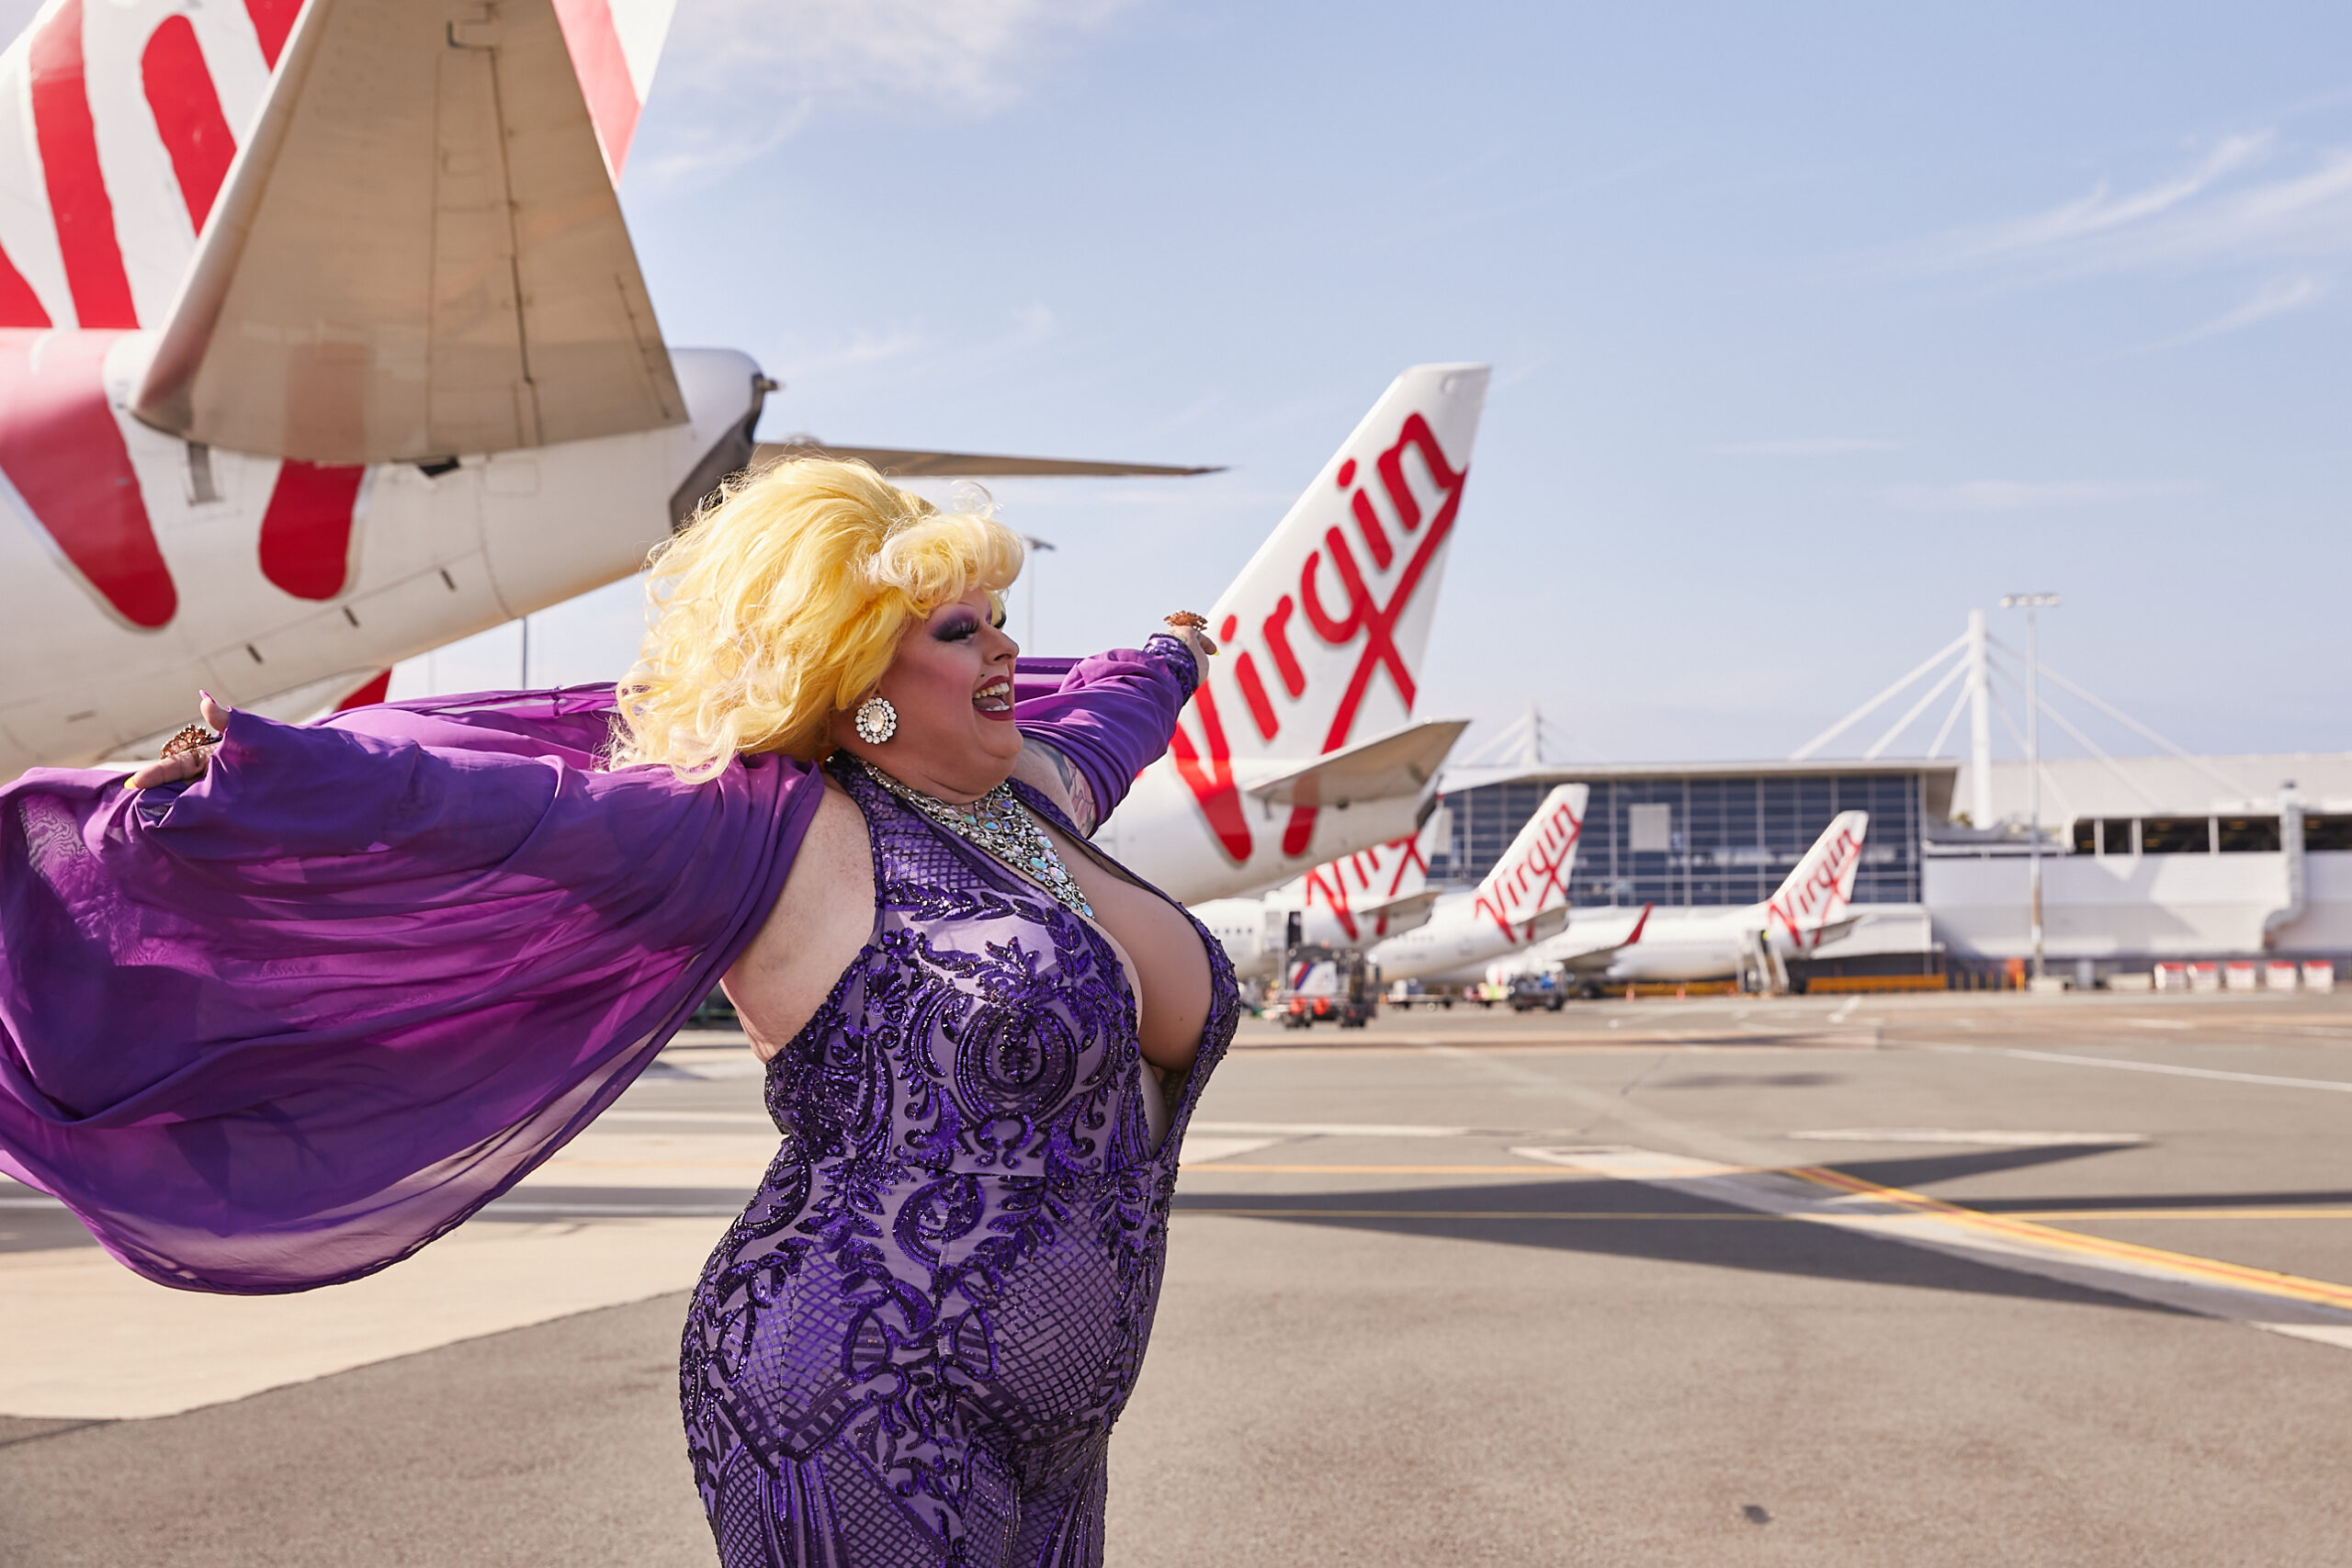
1472, 784, 1588, 937
1278, 803, 1446, 942
0, 0, 679, 336
550, 1, 681, 179
1764, 811, 1869, 945
1169, 364, 1488, 864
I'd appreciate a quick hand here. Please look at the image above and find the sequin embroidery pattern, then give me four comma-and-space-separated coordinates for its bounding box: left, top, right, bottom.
681, 757, 1238, 1567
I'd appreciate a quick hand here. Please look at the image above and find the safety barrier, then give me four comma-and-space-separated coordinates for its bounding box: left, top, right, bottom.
2151, 959, 2335, 991
1806, 974, 1950, 993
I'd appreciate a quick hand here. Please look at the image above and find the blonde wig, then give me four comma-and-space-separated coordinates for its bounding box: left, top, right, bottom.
611, 457, 1023, 779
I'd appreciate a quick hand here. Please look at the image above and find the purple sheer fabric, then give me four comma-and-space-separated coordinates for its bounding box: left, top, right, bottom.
0, 687, 820, 1292
0, 642, 1193, 1295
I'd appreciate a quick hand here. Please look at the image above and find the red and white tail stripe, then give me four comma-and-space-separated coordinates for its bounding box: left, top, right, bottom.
551, 0, 676, 178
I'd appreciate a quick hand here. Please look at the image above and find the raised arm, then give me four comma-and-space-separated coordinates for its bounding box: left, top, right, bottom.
1010, 626, 1208, 835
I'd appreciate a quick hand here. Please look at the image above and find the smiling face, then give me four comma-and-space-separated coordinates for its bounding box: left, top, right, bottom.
832, 588, 1023, 800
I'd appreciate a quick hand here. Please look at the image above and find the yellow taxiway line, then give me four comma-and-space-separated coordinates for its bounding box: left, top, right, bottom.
1175, 1206, 2352, 1223
1787, 1164, 2352, 1312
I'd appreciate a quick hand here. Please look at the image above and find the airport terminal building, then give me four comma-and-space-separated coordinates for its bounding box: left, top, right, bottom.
1431, 752, 2352, 980
1926, 753, 2352, 976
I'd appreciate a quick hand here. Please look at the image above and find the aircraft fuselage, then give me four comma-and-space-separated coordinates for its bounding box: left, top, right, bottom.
0, 334, 760, 775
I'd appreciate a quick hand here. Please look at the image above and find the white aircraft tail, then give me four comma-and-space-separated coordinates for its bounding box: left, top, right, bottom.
0, 0, 678, 336
1763, 811, 1869, 946
1471, 784, 1588, 939
1168, 364, 1488, 864
1281, 804, 1445, 943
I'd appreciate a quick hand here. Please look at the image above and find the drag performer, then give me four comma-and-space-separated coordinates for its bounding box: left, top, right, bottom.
0, 458, 1236, 1566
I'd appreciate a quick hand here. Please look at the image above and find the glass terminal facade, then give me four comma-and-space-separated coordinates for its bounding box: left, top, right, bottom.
1431, 767, 1932, 908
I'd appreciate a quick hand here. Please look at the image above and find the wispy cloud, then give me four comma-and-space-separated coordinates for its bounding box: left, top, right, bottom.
1714, 437, 1898, 457
1941, 134, 2272, 265
1905, 131, 2352, 282
638, 0, 1140, 183
1882, 479, 2190, 513
778, 325, 933, 378
2157, 275, 2329, 346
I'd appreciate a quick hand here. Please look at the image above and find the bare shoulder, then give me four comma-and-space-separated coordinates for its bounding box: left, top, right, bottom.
723, 773, 875, 1059
791, 773, 873, 889
1010, 736, 1099, 836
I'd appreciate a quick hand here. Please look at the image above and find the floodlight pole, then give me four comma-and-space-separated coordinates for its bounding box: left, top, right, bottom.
2001, 592, 2060, 980
1021, 535, 1057, 650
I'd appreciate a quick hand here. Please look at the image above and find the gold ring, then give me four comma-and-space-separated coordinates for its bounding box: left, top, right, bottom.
160, 724, 220, 761
1164, 611, 1219, 655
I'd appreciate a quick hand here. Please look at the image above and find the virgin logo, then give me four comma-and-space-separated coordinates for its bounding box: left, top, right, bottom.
1473, 800, 1583, 942
1170, 412, 1468, 863
1766, 829, 1863, 947
1299, 830, 1430, 942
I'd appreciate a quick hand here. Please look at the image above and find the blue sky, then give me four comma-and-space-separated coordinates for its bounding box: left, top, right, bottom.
414, 0, 2349, 767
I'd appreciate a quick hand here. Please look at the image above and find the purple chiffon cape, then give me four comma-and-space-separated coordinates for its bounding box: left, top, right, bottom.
0, 642, 1193, 1294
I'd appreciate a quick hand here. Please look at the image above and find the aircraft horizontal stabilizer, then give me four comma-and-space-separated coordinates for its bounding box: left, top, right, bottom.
1558, 902, 1654, 976
1804, 915, 1862, 948
1243, 718, 1468, 809
133, 0, 684, 465
753, 442, 1220, 479
1362, 886, 1442, 926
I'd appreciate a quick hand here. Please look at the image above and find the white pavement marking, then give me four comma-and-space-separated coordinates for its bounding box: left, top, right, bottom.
1188, 1121, 1475, 1138
1178, 1136, 1282, 1165
1788, 1129, 2150, 1147
1512, 1146, 1747, 1180
0, 1218, 726, 1420
601, 1110, 775, 1125
651, 1055, 767, 1080
1424, 1044, 1797, 1169
2257, 1324, 2352, 1351
1953, 1045, 2352, 1094
1508, 1142, 2352, 1350
516, 1131, 780, 1190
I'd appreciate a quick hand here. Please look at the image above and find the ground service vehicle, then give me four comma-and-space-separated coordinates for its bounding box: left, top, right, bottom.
1507, 976, 1565, 1012
1274, 947, 1377, 1028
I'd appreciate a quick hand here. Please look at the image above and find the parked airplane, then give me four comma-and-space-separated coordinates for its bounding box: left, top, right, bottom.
1349, 784, 1588, 985
1093, 363, 1487, 903
1190, 808, 1446, 983
1503, 809, 1871, 988
0, 0, 1210, 778
0, 0, 1484, 902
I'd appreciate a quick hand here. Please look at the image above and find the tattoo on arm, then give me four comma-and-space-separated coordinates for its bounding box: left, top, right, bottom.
1028, 740, 1100, 835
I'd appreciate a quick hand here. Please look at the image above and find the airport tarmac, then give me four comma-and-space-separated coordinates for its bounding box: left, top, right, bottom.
4, 989, 2349, 1565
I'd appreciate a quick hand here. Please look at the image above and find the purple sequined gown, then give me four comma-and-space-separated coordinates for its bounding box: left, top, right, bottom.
681, 759, 1238, 1567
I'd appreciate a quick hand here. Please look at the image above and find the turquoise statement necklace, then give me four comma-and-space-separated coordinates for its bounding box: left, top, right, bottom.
858, 759, 1095, 919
